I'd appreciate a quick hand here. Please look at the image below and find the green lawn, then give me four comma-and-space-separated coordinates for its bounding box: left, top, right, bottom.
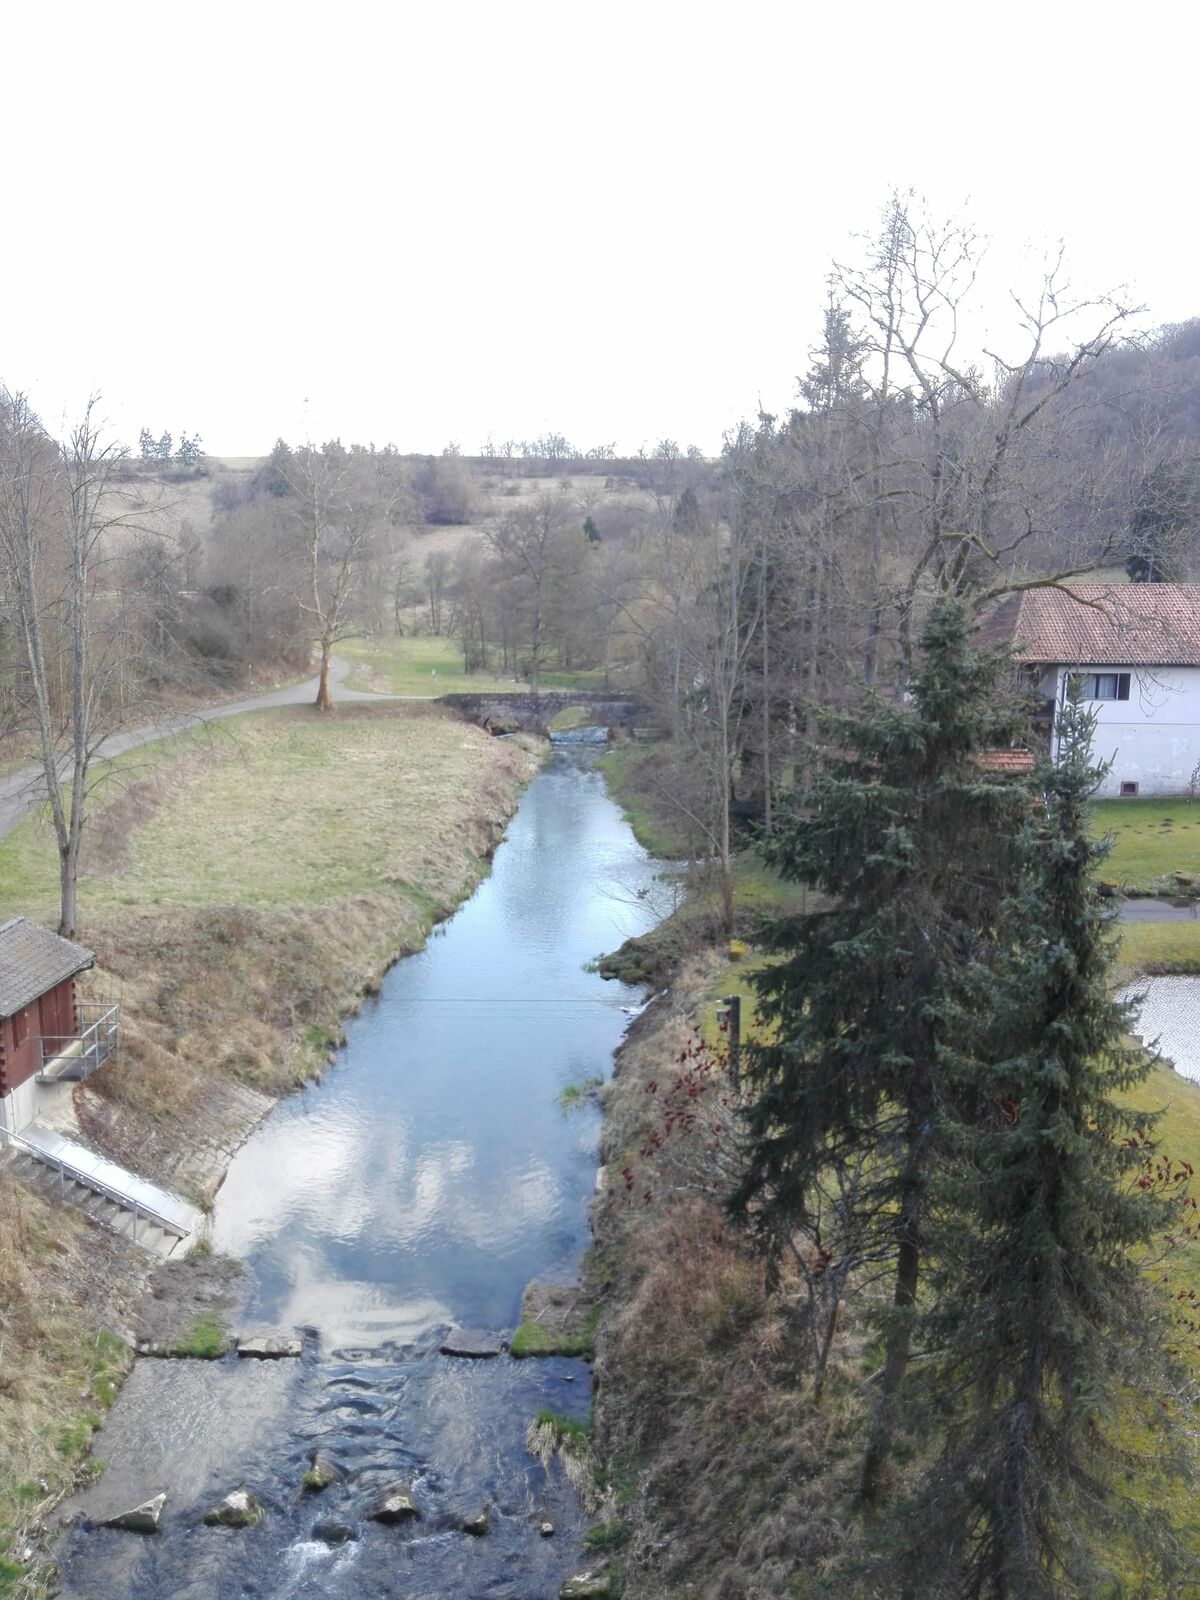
338, 633, 609, 697
1093, 798, 1200, 892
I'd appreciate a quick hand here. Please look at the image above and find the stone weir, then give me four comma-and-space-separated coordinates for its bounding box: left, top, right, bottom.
439, 690, 649, 735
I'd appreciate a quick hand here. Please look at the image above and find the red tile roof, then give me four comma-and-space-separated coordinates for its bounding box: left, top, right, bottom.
973, 749, 1036, 773
984, 583, 1200, 667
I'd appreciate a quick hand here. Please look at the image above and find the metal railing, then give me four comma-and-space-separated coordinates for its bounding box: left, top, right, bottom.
37, 1002, 120, 1082
0, 1124, 187, 1243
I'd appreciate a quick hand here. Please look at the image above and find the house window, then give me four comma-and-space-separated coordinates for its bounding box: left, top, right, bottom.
12, 1008, 28, 1047
1120, 781, 1139, 797
1080, 672, 1131, 701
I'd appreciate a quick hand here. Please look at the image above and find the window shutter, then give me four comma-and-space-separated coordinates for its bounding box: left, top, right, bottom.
1118, 673, 1131, 701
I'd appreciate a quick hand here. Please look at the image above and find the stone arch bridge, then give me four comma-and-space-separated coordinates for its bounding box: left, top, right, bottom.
439, 690, 649, 735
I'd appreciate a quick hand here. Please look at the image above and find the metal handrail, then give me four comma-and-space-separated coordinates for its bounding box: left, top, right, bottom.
0, 1125, 187, 1240
38, 1002, 120, 1079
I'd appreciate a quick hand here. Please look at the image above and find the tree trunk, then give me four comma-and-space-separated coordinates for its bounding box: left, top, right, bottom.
315, 638, 333, 711
860, 1118, 925, 1506
58, 847, 78, 940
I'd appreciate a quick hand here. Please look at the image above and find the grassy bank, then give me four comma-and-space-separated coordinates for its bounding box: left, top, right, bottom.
0, 1177, 138, 1598
0, 701, 540, 1591
0, 704, 539, 1179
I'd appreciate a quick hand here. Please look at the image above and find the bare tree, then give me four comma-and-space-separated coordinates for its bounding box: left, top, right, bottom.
0, 393, 139, 936
484, 491, 575, 693
282, 442, 409, 710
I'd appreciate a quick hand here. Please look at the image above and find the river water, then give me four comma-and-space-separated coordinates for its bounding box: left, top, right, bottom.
56, 743, 667, 1599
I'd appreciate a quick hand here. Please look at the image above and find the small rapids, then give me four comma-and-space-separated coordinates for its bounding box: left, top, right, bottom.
56, 748, 670, 1599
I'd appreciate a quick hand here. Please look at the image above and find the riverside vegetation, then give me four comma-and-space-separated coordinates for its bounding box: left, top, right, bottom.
0, 701, 540, 1593
587, 609, 1200, 1599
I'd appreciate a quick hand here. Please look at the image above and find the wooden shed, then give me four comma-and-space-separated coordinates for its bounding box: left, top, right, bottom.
0, 917, 114, 1134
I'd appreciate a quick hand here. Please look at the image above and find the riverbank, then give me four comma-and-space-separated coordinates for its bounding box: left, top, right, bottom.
589, 740, 1200, 1596
0, 703, 541, 1592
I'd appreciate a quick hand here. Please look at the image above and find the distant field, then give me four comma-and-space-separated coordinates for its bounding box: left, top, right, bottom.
339, 633, 608, 697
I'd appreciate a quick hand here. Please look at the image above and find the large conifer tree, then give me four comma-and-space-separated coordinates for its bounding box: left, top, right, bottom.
893, 682, 1192, 1599
730, 598, 1033, 1502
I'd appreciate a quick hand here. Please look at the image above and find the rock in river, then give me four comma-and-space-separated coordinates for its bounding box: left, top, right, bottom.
460, 1503, 490, 1535
370, 1484, 421, 1523
312, 1519, 358, 1546
102, 1494, 167, 1534
203, 1488, 264, 1528
439, 1326, 504, 1358
237, 1335, 304, 1359
302, 1450, 341, 1492
560, 1572, 612, 1599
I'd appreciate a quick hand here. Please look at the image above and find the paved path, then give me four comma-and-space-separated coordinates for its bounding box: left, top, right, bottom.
0, 658, 420, 842
1118, 895, 1200, 922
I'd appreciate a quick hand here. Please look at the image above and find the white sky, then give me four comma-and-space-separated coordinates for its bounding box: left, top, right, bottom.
4, 0, 1198, 458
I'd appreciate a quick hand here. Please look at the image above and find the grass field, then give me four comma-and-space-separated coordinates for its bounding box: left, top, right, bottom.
1095, 797, 1200, 892
0, 705, 520, 912
338, 633, 609, 697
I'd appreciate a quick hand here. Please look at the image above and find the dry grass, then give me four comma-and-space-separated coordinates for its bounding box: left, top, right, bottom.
593, 968, 865, 1599
0, 1174, 137, 1596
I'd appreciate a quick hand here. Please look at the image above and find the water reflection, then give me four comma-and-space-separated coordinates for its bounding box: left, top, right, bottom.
58, 750, 667, 1599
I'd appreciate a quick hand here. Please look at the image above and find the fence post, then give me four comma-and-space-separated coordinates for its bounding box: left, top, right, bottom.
133, 1200, 139, 1243
722, 994, 742, 1084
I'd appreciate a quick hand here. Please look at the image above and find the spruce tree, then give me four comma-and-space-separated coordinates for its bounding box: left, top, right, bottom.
893, 681, 1192, 1599
730, 597, 1033, 1503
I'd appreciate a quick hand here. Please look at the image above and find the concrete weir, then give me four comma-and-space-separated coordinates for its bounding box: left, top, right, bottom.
439, 690, 647, 735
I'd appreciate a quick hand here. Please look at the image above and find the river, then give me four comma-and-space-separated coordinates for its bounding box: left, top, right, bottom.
55, 742, 667, 1599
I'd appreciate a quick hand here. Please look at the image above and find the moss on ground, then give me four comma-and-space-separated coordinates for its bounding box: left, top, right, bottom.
171, 1313, 230, 1360
510, 1311, 599, 1359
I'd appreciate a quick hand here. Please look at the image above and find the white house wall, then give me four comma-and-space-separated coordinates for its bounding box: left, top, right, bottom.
1051, 665, 1200, 798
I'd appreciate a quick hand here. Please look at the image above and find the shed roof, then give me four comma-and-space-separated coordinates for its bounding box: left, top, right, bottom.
0, 917, 94, 1019
973, 749, 1036, 773
984, 584, 1200, 667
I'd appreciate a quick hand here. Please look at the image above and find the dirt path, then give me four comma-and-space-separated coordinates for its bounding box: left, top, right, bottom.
0, 659, 424, 842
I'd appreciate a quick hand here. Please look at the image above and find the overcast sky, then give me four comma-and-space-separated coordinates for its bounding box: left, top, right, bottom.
4, 1, 1197, 458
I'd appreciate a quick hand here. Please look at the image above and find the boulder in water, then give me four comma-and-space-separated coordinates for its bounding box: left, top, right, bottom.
370, 1484, 421, 1523
312, 1519, 358, 1546
439, 1326, 504, 1358
302, 1451, 341, 1492
102, 1493, 166, 1533
237, 1335, 303, 1359
460, 1503, 490, 1535
203, 1488, 264, 1528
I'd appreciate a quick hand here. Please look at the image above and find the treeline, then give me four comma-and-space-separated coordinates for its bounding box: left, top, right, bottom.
622, 199, 1200, 934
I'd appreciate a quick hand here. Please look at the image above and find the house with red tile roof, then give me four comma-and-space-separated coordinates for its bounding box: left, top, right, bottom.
986, 583, 1200, 798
